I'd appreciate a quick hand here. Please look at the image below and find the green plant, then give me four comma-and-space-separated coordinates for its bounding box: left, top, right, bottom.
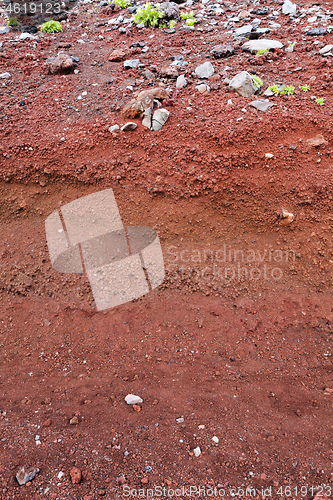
169, 19, 176, 27
181, 10, 194, 20
113, 0, 131, 8
316, 97, 325, 105
7, 16, 18, 26
299, 84, 310, 92
133, 2, 164, 27
256, 48, 269, 55
40, 20, 63, 32
252, 75, 263, 87
281, 85, 295, 95
268, 84, 279, 95
186, 18, 196, 26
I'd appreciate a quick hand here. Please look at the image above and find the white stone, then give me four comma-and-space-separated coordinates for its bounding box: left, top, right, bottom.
19, 33, 34, 40
125, 394, 143, 404
151, 108, 169, 131
176, 74, 187, 88
109, 125, 119, 133
196, 83, 210, 93
229, 71, 257, 97
234, 24, 253, 37
265, 153, 274, 158
193, 446, 201, 457
242, 39, 284, 53
212, 436, 219, 443
282, 0, 296, 15
0, 26, 10, 34
195, 61, 215, 78
319, 44, 333, 54
0, 72, 10, 79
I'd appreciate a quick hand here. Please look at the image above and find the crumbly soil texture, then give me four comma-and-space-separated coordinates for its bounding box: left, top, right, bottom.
1, 0, 333, 498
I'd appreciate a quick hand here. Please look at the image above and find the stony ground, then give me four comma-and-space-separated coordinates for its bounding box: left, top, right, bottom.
0, 0, 333, 498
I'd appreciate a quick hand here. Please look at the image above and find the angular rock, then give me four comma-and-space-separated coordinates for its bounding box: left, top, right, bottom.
319, 44, 333, 54
242, 39, 283, 53
0, 72, 11, 79
109, 49, 129, 61
16, 466, 39, 486
151, 109, 169, 131
124, 59, 140, 69
142, 68, 155, 80
109, 125, 120, 133
176, 74, 187, 88
125, 394, 143, 404
160, 2, 180, 21
159, 65, 179, 78
249, 99, 276, 111
165, 27, 176, 34
69, 416, 79, 425
234, 24, 253, 37
195, 61, 214, 78
193, 446, 201, 457
121, 122, 138, 131
121, 99, 144, 119
70, 467, 82, 484
150, 87, 169, 100
47, 53, 75, 75
211, 44, 235, 58
180, 25, 194, 31
282, 0, 296, 15
196, 83, 210, 93
306, 134, 328, 147
19, 33, 34, 40
0, 26, 10, 34
142, 108, 152, 129
306, 27, 327, 36
229, 71, 257, 97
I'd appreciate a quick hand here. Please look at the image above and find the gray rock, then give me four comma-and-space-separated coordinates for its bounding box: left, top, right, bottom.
253, 7, 269, 15
256, 27, 271, 34
211, 44, 235, 58
229, 71, 257, 97
151, 108, 169, 131
19, 33, 34, 40
142, 68, 155, 80
16, 467, 39, 486
119, 27, 127, 33
165, 27, 176, 33
307, 27, 327, 36
124, 59, 140, 69
160, 1, 180, 21
136, 22, 145, 28
234, 24, 253, 37
282, 0, 296, 15
100, 0, 108, 5
109, 125, 119, 133
249, 99, 276, 111
0, 72, 11, 79
180, 25, 195, 31
242, 39, 283, 53
0, 26, 10, 34
121, 122, 138, 131
195, 61, 214, 78
176, 74, 187, 88
128, 5, 137, 13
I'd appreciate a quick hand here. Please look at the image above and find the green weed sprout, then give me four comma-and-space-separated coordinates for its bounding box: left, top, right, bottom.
186, 18, 196, 26
281, 85, 295, 95
7, 17, 18, 26
316, 97, 325, 105
268, 84, 279, 95
169, 19, 176, 27
252, 75, 263, 87
299, 84, 310, 92
40, 20, 63, 32
133, 3, 164, 27
113, 0, 131, 7
181, 11, 194, 20
256, 48, 269, 55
